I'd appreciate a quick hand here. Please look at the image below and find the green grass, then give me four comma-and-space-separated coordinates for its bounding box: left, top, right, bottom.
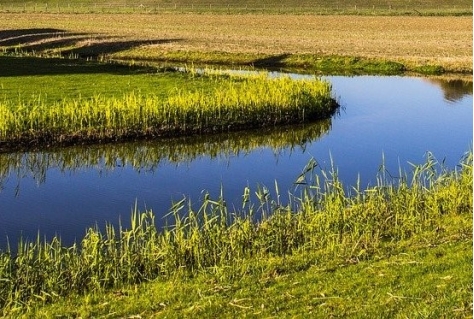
0, 150, 471, 317
0, 57, 337, 148
0, 56, 210, 101
115, 51, 409, 75
27, 236, 472, 318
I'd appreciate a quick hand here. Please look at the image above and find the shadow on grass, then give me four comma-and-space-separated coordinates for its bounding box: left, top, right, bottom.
0, 28, 183, 76
1, 28, 182, 57
63, 38, 181, 58
0, 55, 156, 76
0, 28, 68, 46
252, 54, 290, 68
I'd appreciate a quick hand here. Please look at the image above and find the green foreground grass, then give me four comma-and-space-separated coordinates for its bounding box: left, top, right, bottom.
27, 232, 473, 318
1, 151, 472, 317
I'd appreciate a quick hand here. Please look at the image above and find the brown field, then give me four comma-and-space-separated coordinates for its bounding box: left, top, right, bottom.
0, 13, 472, 72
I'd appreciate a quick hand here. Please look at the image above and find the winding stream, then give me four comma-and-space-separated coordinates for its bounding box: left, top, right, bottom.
0, 74, 472, 248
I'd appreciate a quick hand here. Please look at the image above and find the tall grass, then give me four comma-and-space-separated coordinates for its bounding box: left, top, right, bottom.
0, 150, 471, 312
0, 71, 336, 147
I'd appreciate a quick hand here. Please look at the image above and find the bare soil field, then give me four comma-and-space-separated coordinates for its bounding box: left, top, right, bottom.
0, 13, 472, 72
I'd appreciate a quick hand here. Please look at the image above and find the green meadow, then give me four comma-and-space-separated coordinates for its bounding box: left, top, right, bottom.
0, 56, 336, 149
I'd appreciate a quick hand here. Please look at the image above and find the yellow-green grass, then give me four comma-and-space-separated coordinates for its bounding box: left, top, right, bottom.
0, 68, 337, 147
0, 150, 471, 316
0, 14, 471, 73
24, 233, 473, 318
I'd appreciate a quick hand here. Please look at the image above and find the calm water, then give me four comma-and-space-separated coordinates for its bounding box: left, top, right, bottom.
0, 75, 472, 248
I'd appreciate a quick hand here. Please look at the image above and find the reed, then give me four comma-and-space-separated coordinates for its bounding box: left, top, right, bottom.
0, 150, 471, 312
0, 71, 336, 147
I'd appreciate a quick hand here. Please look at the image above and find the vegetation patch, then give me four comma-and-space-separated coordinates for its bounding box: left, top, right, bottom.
0, 61, 337, 149
0, 150, 471, 317
117, 51, 409, 75
412, 64, 446, 75
0, 0, 472, 16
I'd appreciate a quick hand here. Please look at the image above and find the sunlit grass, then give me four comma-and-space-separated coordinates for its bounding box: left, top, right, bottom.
0, 69, 336, 146
0, 150, 471, 314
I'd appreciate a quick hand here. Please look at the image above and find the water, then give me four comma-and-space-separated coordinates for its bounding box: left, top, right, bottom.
0, 75, 472, 248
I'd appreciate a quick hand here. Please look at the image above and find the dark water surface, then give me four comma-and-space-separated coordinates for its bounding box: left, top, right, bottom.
0, 75, 472, 248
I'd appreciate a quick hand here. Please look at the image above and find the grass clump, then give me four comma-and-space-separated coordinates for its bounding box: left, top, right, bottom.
0, 70, 336, 147
412, 64, 446, 75
0, 150, 471, 315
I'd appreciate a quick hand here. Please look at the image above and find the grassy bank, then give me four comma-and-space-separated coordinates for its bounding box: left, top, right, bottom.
26, 232, 473, 318
1, 150, 472, 317
0, 64, 337, 148
0, 14, 471, 74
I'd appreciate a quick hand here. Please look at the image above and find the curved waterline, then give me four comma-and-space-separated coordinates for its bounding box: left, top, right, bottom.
0, 119, 332, 192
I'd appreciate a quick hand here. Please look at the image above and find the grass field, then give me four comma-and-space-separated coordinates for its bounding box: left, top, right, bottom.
0, 57, 337, 148
0, 14, 471, 73
26, 236, 473, 318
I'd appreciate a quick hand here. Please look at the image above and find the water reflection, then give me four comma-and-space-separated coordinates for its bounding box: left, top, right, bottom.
0, 74, 471, 249
0, 119, 332, 194
424, 77, 473, 102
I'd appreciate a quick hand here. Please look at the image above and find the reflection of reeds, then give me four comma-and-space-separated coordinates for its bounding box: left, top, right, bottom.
0, 150, 471, 309
424, 77, 473, 102
0, 72, 336, 147
0, 119, 331, 188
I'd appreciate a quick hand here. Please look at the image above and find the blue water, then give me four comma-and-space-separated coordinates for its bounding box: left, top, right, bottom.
0, 75, 472, 248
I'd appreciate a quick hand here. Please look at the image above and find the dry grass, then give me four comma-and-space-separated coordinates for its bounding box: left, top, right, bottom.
0, 13, 472, 72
